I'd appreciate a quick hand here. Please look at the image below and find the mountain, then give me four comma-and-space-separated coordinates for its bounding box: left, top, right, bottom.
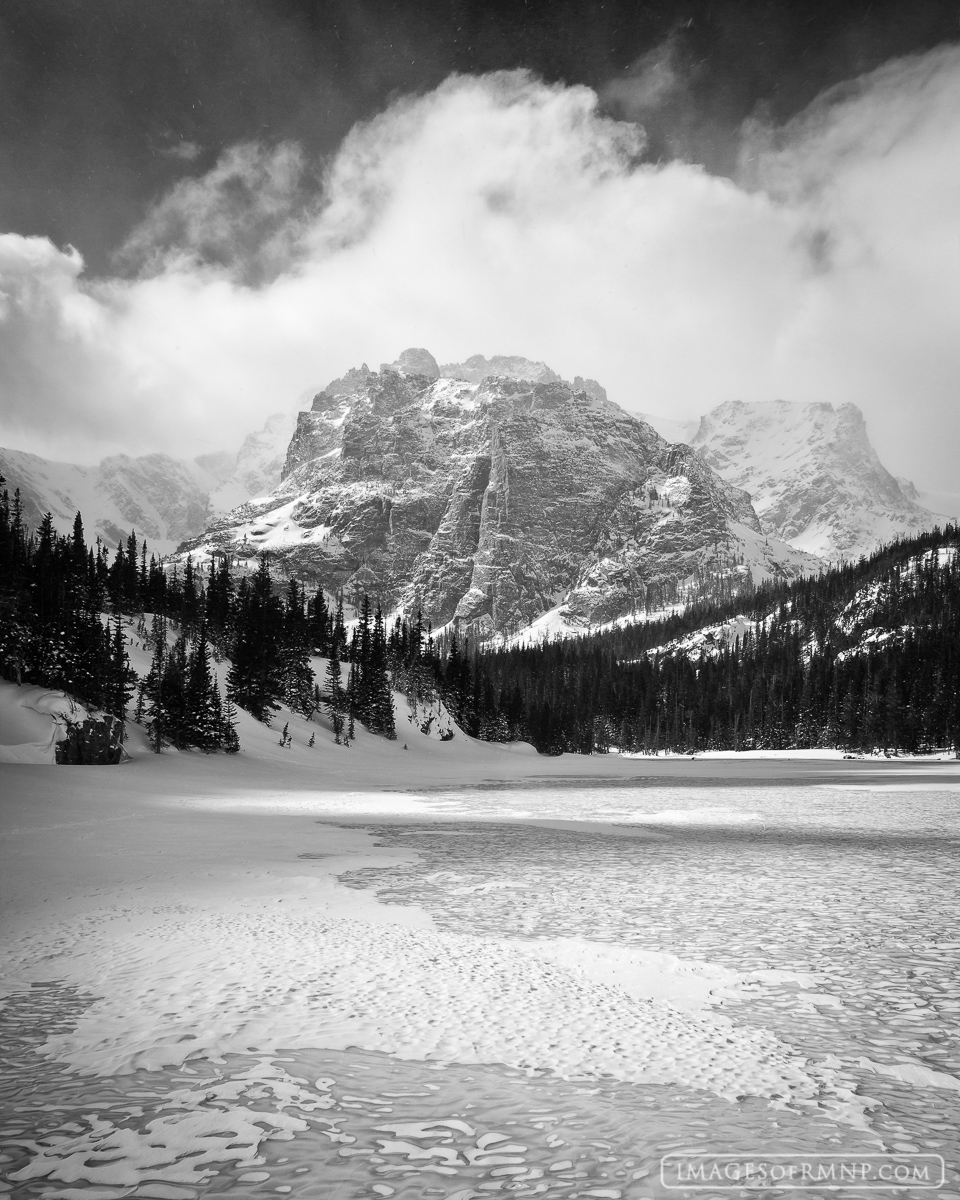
6, 364, 940, 632
0, 412, 296, 555
685, 400, 942, 561
181, 350, 816, 636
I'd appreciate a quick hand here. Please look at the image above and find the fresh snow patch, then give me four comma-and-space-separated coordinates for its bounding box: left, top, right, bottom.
660, 475, 692, 507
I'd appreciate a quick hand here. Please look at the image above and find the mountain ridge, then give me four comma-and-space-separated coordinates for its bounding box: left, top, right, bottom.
2, 354, 947, 638
0, 412, 295, 554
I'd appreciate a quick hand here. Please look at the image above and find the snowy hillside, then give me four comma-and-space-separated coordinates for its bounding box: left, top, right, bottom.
0, 620, 467, 767
0, 412, 297, 555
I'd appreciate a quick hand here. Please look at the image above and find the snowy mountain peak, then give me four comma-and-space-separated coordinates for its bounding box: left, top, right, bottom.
689, 399, 939, 560
181, 358, 818, 637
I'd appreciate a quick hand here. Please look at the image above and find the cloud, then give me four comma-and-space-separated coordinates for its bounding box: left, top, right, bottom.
735, 43, 960, 480
1, 52, 958, 492
159, 139, 203, 162
118, 141, 313, 281
601, 35, 690, 120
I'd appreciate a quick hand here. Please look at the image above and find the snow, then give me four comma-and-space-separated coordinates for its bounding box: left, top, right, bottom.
659, 474, 692, 507
497, 600, 693, 648
221, 499, 337, 553
426, 377, 482, 409
827, 546, 958, 662
641, 612, 758, 664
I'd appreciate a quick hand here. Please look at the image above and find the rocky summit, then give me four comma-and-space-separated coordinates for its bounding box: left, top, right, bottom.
182, 352, 814, 635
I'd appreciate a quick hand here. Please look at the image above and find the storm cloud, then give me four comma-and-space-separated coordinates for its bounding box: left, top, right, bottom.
1, 47, 958, 490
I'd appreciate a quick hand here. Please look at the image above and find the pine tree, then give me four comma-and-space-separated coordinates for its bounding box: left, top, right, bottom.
107, 609, 136, 726
186, 618, 221, 750
142, 613, 168, 752
161, 636, 190, 748
308, 587, 331, 655
331, 594, 348, 661
227, 558, 284, 722
280, 578, 315, 715
367, 604, 396, 738
324, 650, 346, 744
71, 511, 86, 570
221, 695, 241, 753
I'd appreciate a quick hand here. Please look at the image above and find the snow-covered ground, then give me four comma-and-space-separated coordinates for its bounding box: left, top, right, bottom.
2, 701, 960, 1196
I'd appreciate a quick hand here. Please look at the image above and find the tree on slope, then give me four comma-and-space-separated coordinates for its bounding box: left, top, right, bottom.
227, 558, 284, 722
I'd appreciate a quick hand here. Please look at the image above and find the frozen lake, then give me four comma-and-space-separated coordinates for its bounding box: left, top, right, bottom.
2, 766, 959, 1198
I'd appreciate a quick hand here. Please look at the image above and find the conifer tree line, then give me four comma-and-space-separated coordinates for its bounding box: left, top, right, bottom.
0, 487, 136, 722
454, 525, 960, 755
4, 479, 957, 760
0, 484, 239, 752
0, 485, 412, 750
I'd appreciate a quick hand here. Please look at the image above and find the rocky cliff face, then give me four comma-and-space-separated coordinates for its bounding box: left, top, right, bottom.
689, 400, 940, 560
182, 353, 815, 635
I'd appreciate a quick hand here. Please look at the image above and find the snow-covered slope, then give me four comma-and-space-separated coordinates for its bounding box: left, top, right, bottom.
688, 400, 942, 561
0, 412, 297, 554
182, 350, 814, 636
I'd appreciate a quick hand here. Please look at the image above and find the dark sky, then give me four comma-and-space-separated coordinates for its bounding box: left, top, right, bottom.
1, 0, 956, 273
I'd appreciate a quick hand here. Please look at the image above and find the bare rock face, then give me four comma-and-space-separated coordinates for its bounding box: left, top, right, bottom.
183, 351, 813, 634
691, 400, 939, 560
379, 348, 440, 378
573, 375, 608, 403
439, 354, 560, 385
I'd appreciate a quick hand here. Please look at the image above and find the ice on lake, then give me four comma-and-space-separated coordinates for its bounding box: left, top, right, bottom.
2, 774, 959, 1197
